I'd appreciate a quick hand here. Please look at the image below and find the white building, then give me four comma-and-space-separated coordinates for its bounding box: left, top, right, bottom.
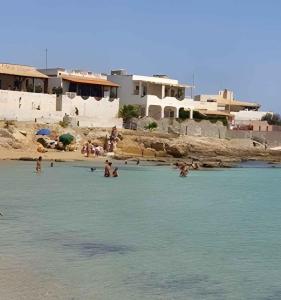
194, 89, 261, 113
39, 68, 121, 127
0, 63, 122, 128
109, 70, 202, 119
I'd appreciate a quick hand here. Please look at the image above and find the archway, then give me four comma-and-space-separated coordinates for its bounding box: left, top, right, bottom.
148, 105, 162, 120
179, 107, 190, 120
164, 106, 177, 118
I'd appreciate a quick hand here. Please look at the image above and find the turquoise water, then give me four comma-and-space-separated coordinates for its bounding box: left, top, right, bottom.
0, 161, 281, 299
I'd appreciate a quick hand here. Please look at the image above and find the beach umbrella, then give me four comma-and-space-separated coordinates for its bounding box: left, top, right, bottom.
59, 133, 74, 145
36, 128, 51, 136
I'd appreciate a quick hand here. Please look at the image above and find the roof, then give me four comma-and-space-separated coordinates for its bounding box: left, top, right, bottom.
217, 98, 260, 108
0, 63, 48, 78
61, 75, 119, 87
132, 75, 191, 88
196, 110, 233, 117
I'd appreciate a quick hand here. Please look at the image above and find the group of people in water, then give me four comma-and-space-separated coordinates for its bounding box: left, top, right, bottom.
36, 153, 198, 179
175, 160, 200, 177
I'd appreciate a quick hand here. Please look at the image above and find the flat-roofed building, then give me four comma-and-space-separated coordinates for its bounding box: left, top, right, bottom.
108, 70, 200, 119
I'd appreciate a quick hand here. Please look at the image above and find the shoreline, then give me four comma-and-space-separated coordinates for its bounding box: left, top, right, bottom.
0, 122, 280, 167
0, 149, 280, 169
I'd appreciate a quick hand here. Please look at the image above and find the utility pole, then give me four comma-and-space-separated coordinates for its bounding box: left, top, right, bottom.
191, 72, 195, 98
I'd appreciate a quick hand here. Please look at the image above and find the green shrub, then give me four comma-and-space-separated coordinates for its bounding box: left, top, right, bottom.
144, 121, 158, 131
178, 108, 190, 120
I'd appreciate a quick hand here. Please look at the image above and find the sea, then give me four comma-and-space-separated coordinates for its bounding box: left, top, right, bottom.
0, 160, 281, 300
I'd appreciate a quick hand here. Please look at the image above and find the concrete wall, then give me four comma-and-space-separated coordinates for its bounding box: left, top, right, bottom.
0, 90, 122, 128
108, 75, 137, 105
61, 94, 120, 119
0, 90, 60, 122
48, 77, 62, 93
233, 110, 268, 122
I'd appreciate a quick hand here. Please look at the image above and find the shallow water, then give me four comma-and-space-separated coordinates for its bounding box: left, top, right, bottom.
0, 161, 281, 299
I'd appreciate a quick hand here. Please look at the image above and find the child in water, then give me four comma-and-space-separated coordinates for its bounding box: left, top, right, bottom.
112, 167, 119, 177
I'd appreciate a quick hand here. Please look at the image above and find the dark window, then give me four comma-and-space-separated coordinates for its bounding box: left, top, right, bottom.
69, 82, 103, 97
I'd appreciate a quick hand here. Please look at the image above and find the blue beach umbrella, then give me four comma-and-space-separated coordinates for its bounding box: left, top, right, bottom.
36, 128, 51, 136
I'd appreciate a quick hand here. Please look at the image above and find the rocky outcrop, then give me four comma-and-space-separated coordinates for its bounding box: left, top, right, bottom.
165, 143, 188, 158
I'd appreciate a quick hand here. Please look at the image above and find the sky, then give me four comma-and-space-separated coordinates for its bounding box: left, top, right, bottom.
1, 0, 281, 112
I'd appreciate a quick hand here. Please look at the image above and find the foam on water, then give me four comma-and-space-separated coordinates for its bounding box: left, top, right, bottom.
0, 160, 281, 299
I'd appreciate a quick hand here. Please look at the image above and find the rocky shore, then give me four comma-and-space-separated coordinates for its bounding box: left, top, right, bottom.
0, 121, 280, 167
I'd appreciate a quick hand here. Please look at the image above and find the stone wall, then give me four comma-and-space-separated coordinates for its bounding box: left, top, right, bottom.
134, 117, 227, 138
226, 130, 281, 147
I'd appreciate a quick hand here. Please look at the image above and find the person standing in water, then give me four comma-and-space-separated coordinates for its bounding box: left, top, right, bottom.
36, 156, 42, 173
179, 163, 189, 177
104, 160, 111, 177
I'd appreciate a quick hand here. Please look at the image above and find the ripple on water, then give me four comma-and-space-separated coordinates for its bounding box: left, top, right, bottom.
124, 272, 226, 299
62, 241, 134, 257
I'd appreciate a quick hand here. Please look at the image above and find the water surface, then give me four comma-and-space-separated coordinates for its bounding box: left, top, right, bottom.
0, 161, 280, 299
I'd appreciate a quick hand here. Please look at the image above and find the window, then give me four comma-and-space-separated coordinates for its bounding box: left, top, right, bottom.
134, 85, 139, 95
142, 85, 147, 97
110, 87, 117, 99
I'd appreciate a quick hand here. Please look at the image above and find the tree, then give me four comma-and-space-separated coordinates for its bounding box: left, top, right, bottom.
261, 113, 281, 125
119, 105, 141, 122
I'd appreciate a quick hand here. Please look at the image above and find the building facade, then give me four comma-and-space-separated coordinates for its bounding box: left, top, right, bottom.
0, 63, 122, 128
108, 70, 199, 119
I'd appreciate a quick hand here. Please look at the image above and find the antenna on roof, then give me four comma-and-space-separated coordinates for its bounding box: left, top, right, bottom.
45, 48, 48, 71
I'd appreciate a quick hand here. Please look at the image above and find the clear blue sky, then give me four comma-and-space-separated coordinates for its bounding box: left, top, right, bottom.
1, 0, 281, 112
